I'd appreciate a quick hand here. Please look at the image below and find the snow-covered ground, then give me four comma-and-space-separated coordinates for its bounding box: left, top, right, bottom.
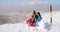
0, 11, 60, 32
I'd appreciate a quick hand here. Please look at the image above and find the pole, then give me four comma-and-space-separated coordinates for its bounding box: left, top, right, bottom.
50, 5, 52, 23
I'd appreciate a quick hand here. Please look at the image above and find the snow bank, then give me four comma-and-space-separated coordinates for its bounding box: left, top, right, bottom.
0, 23, 30, 32
0, 20, 46, 32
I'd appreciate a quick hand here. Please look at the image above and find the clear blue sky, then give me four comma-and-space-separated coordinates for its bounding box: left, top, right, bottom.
0, 0, 60, 5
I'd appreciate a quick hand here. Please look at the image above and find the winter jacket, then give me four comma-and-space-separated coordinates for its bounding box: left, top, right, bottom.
35, 16, 42, 24
38, 16, 42, 21
26, 18, 36, 27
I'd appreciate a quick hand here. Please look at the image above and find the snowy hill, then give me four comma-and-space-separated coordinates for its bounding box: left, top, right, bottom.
0, 11, 60, 32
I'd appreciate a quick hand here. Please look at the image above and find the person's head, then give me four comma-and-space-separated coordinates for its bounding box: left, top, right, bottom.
33, 10, 36, 14
37, 12, 41, 16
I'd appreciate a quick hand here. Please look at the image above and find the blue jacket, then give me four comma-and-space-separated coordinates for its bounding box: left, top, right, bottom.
38, 16, 42, 21
35, 16, 42, 23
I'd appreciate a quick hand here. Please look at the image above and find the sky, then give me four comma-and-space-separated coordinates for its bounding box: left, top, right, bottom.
0, 0, 60, 14
0, 0, 60, 5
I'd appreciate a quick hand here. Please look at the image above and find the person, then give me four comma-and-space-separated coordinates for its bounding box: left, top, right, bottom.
26, 10, 37, 27
30, 10, 36, 20
34, 12, 42, 26
37, 12, 42, 22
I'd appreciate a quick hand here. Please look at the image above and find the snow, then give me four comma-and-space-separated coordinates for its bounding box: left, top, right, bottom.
0, 11, 60, 32
0, 23, 30, 32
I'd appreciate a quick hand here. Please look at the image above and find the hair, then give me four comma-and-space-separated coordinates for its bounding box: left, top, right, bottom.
33, 10, 36, 14
37, 12, 41, 16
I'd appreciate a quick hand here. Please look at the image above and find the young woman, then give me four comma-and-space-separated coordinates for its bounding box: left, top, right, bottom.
37, 12, 42, 22
34, 12, 42, 26
26, 10, 37, 27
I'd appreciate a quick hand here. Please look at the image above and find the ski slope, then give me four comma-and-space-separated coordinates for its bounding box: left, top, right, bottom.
0, 11, 60, 32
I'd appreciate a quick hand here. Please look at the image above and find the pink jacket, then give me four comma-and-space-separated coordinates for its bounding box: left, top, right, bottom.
26, 18, 36, 27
